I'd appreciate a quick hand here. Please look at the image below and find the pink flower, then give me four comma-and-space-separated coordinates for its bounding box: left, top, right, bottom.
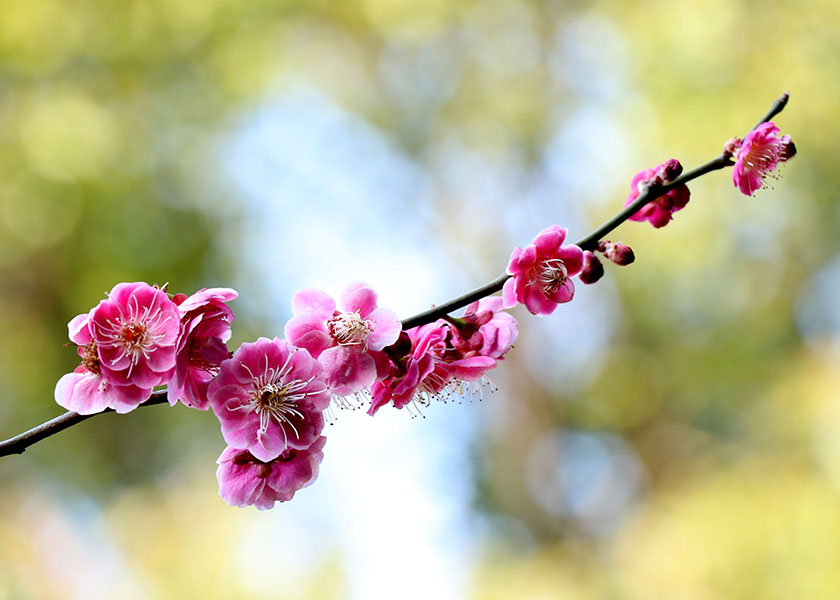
216, 436, 326, 510
624, 159, 690, 228
167, 288, 238, 410
446, 297, 518, 361
368, 325, 446, 415
55, 313, 153, 414
369, 301, 517, 416
502, 226, 584, 316
285, 282, 401, 399
208, 338, 329, 462
731, 122, 796, 196
89, 282, 180, 390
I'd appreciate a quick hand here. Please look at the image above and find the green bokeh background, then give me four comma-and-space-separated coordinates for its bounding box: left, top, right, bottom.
1, 0, 839, 598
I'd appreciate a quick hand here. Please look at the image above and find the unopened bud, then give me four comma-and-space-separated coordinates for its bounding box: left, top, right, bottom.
579, 251, 604, 284
659, 158, 683, 182
722, 137, 742, 160
604, 242, 635, 266
780, 137, 797, 161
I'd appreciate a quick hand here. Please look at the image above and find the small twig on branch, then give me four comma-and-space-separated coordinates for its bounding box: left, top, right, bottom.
0, 92, 791, 458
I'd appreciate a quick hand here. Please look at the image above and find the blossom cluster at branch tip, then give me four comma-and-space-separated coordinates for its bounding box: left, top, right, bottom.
503, 225, 584, 315
624, 158, 690, 228
729, 122, 796, 196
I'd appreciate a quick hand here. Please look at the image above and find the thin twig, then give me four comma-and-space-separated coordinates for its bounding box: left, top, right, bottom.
0, 92, 791, 458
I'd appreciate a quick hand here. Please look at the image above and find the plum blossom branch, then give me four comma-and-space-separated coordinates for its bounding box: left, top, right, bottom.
0, 92, 791, 460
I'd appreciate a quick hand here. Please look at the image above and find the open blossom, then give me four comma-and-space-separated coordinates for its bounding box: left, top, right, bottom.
216, 437, 326, 510
369, 299, 517, 416
167, 288, 237, 410
369, 325, 446, 415
503, 225, 584, 316
624, 159, 690, 228
731, 122, 796, 196
208, 338, 329, 462
285, 282, 401, 399
55, 312, 154, 414
89, 282, 180, 390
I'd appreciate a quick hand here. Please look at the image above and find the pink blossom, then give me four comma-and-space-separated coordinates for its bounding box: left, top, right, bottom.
368, 325, 447, 415
285, 282, 401, 399
624, 159, 690, 228
216, 436, 326, 510
369, 301, 517, 416
167, 288, 238, 410
89, 282, 180, 390
732, 122, 796, 196
502, 226, 584, 316
208, 338, 329, 462
54, 313, 152, 414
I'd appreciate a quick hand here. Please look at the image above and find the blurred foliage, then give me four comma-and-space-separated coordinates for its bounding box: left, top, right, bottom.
1, 0, 839, 597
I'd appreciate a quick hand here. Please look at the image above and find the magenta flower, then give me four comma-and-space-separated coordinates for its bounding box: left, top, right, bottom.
208, 338, 329, 462
624, 159, 690, 228
368, 325, 447, 415
216, 437, 326, 510
502, 225, 584, 316
55, 312, 153, 414
732, 122, 796, 196
285, 282, 401, 398
89, 282, 180, 390
167, 288, 238, 410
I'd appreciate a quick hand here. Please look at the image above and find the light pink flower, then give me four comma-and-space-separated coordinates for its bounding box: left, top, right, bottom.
502, 226, 584, 316
167, 288, 237, 410
216, 436, 326, 510
285, 282, 401, 398
208, 338, 329, 462
732, 122, 796, 196
624, 159, 690, 228
89, 282, 180, 390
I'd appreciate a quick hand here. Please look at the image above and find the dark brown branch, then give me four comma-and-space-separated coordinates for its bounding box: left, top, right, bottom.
0, 392, 168, 457
0, 92, 791, 458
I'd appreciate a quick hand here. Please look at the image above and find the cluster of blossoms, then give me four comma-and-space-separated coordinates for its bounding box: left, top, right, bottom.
52, 120, 795, 509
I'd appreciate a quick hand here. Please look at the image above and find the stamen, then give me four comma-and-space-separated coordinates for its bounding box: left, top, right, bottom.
329, 311, 375, 346
537, 258, 569, 294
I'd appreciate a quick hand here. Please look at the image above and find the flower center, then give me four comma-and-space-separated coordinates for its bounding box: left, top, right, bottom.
252, 382, 307, 438
536, 258, 568, 294
120, 322, 149, 350
329, 311, 375, 346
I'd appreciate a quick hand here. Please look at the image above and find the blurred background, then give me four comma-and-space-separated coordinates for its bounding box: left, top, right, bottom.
1, 0, 839, 598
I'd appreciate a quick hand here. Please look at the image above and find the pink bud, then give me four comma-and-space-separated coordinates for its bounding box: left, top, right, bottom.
722, 137, 742, 160
579, 251, 604, 284
605, 242, 635, 266
660, 158, 683, 182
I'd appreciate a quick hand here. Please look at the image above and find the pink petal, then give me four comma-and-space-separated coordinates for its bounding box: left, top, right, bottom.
291, 288, 335, 319
533, 225, 566, 255
319, 346, 376, 396
340, 282, 378, 317
284, 314, 333, 359
365, 308, 401, 351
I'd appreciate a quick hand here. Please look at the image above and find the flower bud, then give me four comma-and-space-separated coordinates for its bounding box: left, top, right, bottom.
578, 251, 605, 284
722, 137, 742, 160
604, 242, 635, 266
659, 158, 683, 182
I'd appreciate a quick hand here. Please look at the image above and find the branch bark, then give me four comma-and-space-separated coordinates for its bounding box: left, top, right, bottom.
0, 92, 790, 458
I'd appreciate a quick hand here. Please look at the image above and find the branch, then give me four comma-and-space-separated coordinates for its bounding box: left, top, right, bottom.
0, 92, 791, 458
402, 91, 789, 329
